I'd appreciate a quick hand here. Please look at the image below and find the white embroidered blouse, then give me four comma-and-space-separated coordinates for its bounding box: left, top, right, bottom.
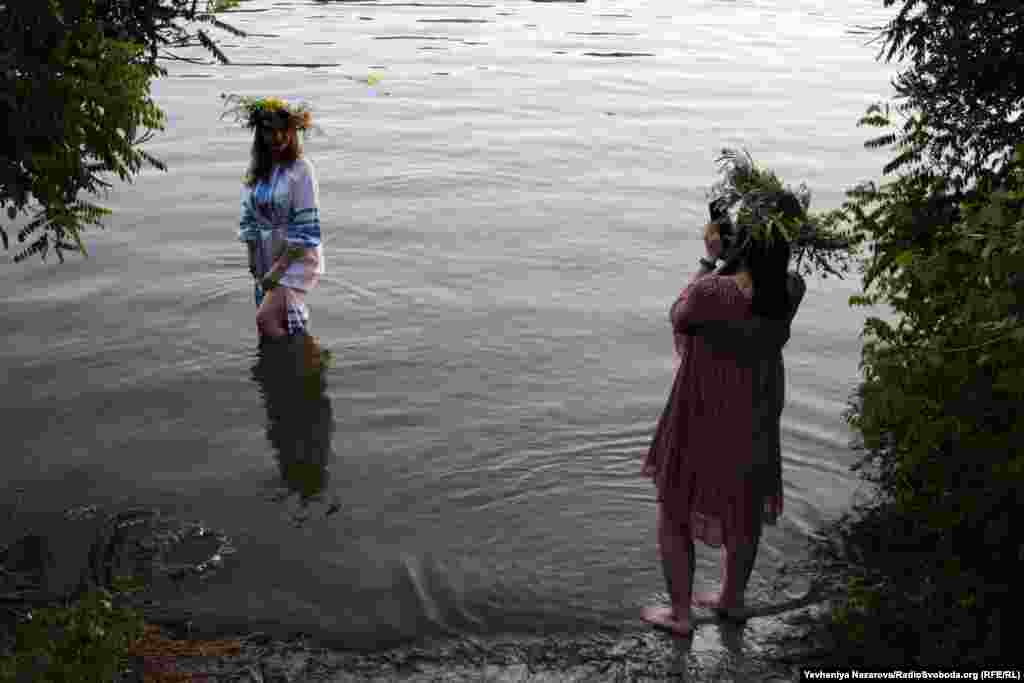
238, 158, 324, 289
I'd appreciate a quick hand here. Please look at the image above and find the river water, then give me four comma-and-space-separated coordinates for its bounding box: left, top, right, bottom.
1, 0, 897, 658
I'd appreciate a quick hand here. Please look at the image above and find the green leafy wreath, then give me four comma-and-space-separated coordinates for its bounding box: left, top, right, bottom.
708, 148, 859, 278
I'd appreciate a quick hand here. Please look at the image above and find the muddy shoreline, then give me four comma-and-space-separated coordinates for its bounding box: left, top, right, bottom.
3, 507, 815, 681
118, 618, 800, 682
4, 595, 809, 681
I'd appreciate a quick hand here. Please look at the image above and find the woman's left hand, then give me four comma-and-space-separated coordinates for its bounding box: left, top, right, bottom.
703, 222, 724, 261
261, 271, 282, 291
263, 256, 290, 289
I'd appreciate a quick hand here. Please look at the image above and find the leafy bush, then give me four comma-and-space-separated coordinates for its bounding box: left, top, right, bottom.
708, 147, 860, 278
772, 0, 1024, 668
822, 145, 1023, 668
0, 590, 143, 683
0, 0, 242, 263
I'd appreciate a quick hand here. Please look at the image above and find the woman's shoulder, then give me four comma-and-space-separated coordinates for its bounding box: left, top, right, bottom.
682, 274, 718, 297
686, 274, 730, 290
704, 274, 747, 296
682, 274, 745, 303
285, 157, 316, 179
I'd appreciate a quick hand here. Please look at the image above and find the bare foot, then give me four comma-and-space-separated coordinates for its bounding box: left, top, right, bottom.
692, 593, 748, 621
640, 606, 693, 637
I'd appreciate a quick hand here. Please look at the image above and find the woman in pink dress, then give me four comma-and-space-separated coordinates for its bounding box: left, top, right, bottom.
641, 218, 796, 637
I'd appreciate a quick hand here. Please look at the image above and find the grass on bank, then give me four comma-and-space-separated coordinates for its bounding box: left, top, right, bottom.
0, 585, 243, 683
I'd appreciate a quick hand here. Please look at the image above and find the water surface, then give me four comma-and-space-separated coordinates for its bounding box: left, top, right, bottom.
1, 0, 897, 656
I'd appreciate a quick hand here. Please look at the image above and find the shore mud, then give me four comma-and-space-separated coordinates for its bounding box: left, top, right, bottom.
3, 506, 815, 681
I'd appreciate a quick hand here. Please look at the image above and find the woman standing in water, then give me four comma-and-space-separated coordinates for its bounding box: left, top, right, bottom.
681, 227, 806, 624
641, 208, 799, 637
224, 94, 323, 339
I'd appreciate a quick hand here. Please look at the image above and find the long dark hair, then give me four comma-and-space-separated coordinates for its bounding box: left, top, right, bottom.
746, 191, 799, 319
746, 234, 792, 320
246, 124, 303, 187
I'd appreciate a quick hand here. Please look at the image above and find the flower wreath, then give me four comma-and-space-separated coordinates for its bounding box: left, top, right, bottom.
220, 93, 317, 135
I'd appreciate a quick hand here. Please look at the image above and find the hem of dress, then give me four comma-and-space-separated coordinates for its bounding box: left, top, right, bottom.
648, 475, 780, 549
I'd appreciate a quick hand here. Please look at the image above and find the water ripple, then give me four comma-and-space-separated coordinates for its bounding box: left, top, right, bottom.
417, 18, 491, 23
0, 0, 901, 658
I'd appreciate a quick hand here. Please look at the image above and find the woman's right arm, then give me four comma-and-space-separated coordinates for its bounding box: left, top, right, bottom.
683, 318, 789, 360
669, 278, 717, 332
681, 272, 807, 360
240, 191, 260, 277
246, 242, 258, 278
668, 221, 725, 327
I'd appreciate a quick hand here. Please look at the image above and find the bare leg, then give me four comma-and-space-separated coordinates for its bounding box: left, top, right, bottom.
642, 503, 694, 636
721, 523, 761, 607
695, 511, 763, 615
257, 286, 289, 339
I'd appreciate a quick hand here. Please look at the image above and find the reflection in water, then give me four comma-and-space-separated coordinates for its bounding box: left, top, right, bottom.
665, 634, 694, 680
250, 334, 338, 526
696, 618, 778, 680
713, 619, 747, 675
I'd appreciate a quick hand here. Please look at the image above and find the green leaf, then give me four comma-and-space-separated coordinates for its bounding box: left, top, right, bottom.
895, 251, 914, 267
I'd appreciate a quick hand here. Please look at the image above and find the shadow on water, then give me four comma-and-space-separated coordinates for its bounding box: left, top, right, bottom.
251, 334, 339, 527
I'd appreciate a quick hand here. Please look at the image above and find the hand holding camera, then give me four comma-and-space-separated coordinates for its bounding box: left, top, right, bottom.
261, 271, 282, 291
707, 198, 749, 274
704, 222, 724, 261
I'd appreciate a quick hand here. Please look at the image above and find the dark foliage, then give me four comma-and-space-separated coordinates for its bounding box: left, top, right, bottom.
769, 0, 1024, 669
0, 0, 242, 263
870, 0, 1024, 189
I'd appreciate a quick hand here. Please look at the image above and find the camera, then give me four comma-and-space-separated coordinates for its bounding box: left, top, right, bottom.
707, 198, 749, 268
708, 198, 733, 246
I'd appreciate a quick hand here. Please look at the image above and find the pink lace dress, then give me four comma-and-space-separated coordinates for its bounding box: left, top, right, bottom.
642, 275, 762, 548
